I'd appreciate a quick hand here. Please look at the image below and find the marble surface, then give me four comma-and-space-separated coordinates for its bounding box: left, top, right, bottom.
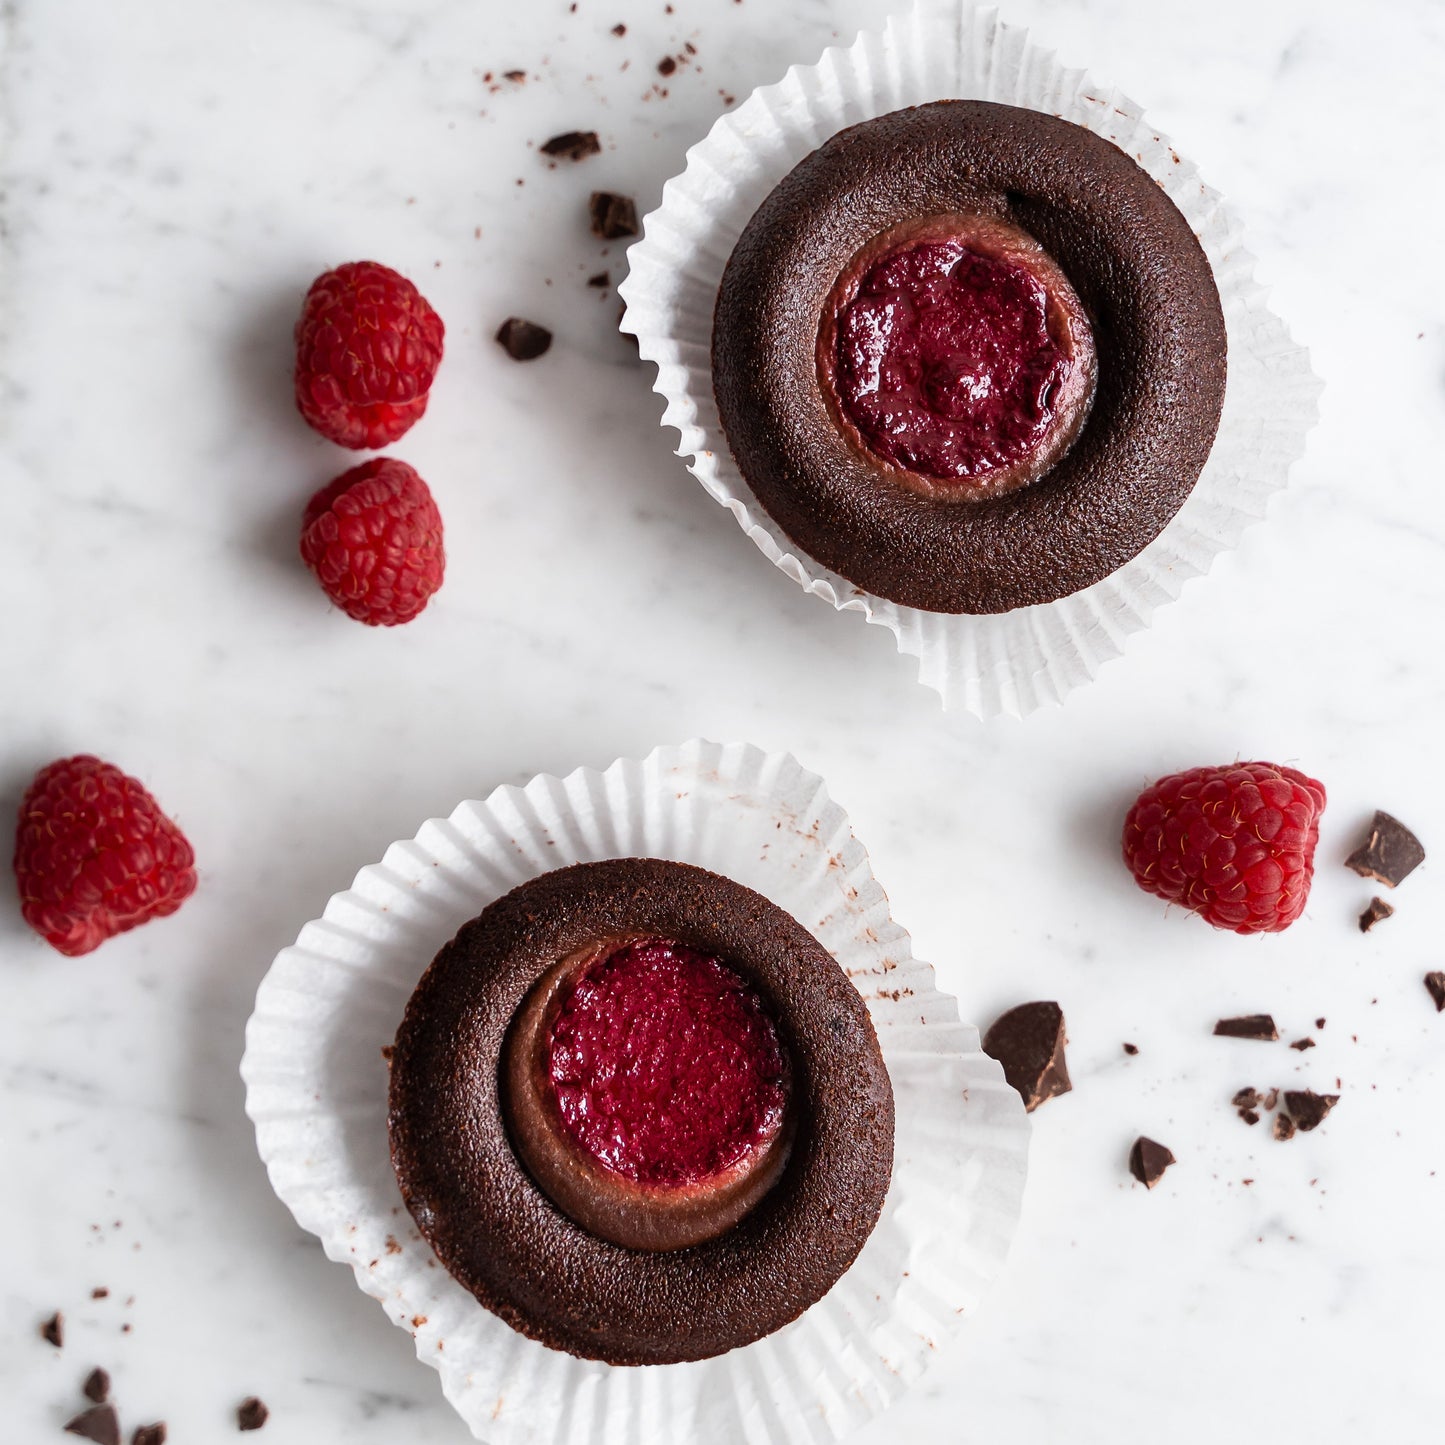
1, 0, 1442, 1441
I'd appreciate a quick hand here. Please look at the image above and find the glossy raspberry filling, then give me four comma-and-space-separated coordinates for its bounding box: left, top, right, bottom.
545, 939, 789, 1189
831, 238, 1078, 483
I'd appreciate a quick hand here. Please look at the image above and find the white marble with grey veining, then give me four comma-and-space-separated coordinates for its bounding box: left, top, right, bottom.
1, 0, 1442, 1441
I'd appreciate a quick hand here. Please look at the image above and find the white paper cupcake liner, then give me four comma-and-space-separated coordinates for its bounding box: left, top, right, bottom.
617, 1, 1322, 717
241, 740, 1031, 1445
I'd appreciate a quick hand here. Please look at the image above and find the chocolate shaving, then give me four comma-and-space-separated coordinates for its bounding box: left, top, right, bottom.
64, 1406, 120, 1445
982, 1001, 1071, 1113
1213, 1014, 1278, 1041
540, 130, 601, 161
503, 69, 526, 82
1345, 810, 1425, 888
1232, 1087, 1261, 1109
83, 1368, 111, 1403
132, 1427, 168, 1445
588, 190, 638, 239
1283, 1089, 1338, 1132
41, 1311, 64, 1347
1289, 1037, 1316, 1051
1128, 1137, 1175, 1188
1425, 972, 1445, 1012
237, 1397, 270, 1432
1359, 897, 1394, 932
1122, 1042, 1138, 1055
495, 318, 553, 362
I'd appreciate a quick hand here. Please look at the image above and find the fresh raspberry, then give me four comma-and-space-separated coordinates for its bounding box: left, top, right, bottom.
294, 260, 445, 448
300, 458, 445, 625
13, 756, 197, 956
1122, 762, 1327, 934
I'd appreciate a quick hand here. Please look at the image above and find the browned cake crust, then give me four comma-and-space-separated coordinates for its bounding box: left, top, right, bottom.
387, 858, 895, 1365
713, 100, 1228, 614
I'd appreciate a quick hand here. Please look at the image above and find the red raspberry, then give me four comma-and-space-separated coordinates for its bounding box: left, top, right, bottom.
1122, 762, 1327, 934
294, 260, 445, 449
300, 458, 445, 625
13, 756, 197, 956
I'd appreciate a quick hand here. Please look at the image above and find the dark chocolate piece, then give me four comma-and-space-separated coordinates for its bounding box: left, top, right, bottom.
1213, 1015, 1278, 1041
237, 1397, 269, 1431
83, 1368, 111, 1403
64, 1406, 120, 1445
1239, 1108, 1260, 1126
1283, 1090, 1338, 1132
982, 1001, 1071, 1113
132, 1427, 167, 1445
540, 130, 601, 162
1289, 1038, 1316, 1051
1273, 1112, 1296, 1141
1359, 897, 1394, 932
1345, 811, 1425, 888
587, 270, 610, 288
41, 1311, 64, 1347
495, 318, 553, 362
1121, 1041, 1138, 1055
589, 191, 639, 240
1425, 972, 1445, 1011
1128, 1137, 1175, 1188
658, 55, 677, 76
1232, 1088, 1261, 1109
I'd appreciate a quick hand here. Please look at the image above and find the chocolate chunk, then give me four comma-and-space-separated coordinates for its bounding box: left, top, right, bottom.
1232, 1087, 1261, 1109
1425, 972, 1445, 1011
1359, 897, 1394, 932
1122, 1042, 1138, 1055
83, 1368, 111, 1403
1345, 811, 1425, 888
1213, 1014, 1278, 1041
1283, 1089, 1338, 1132
1240, 1108, 1260, 1125
588, 190, 638, 239
495, 318, 553, 362
982, 1001, 1071, 1113
658, 55, 677, 76
587, 270, 610, 288
1273, 1112, 1296, 1141
540, 130, 601, 162
1128, 1137, 1175, 1188
237, 1397, 269, 1432
65, 1406, 120, 1445
41, 1311, 64, 1347
1289, 1037, 1316, 1051
132, 1427, 168, 1445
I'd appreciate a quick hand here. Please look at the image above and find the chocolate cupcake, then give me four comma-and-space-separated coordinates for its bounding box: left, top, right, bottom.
712, 100, 1227, 615
388, 858, 894, 1365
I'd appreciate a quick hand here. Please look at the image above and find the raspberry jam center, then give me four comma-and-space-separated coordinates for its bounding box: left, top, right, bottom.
545, 939, 789, 1189
824, 221, 1093, 490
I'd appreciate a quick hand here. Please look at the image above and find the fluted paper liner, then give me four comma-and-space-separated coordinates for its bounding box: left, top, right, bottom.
617, 2, 1321, 716
242, 741, 1031, 1444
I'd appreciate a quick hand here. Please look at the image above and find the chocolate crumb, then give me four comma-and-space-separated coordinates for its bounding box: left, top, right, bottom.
1239, 1108, 1260, 1126
611, 22, 626, 35
380, 1044, 394, 1062
1283, 1089, 1338, 1132
1359, 897, 1394, 932
1213, 1014, 1278, 1041
1290, 1037, 1316, 1051
1273, 1112, 1297, 1142
1315, 1017, 1326, 1030
503, 69, 526, 82
1122, 1042, 1138, 1056
91, 1288, 109, 1300
982, 1001, 1071, 1113
658, 56, 677, 75
1128, 1137, 1175, 1188
588, 191, 638, 239
1262, 1088, 1280, 1110
65, 1406, 120, 1445
587, 270, 610, 288
495, 318, 553, 361
132, 1426, 168, 1445
1345, 810, 1425, 888
83, 1368, 111, 1404
1232, 1087, 1261, 1109
237, 1397, 269, 1432
42, 1311, 64, 1347
1425, 972, 1445, 1011
540, 130, 601, 161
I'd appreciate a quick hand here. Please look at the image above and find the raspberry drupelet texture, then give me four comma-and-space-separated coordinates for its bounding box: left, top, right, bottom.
1122, 762, 1327, 934
13, 756, 197, 956
300, 457, 445, 625
294, 260, 445, 448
